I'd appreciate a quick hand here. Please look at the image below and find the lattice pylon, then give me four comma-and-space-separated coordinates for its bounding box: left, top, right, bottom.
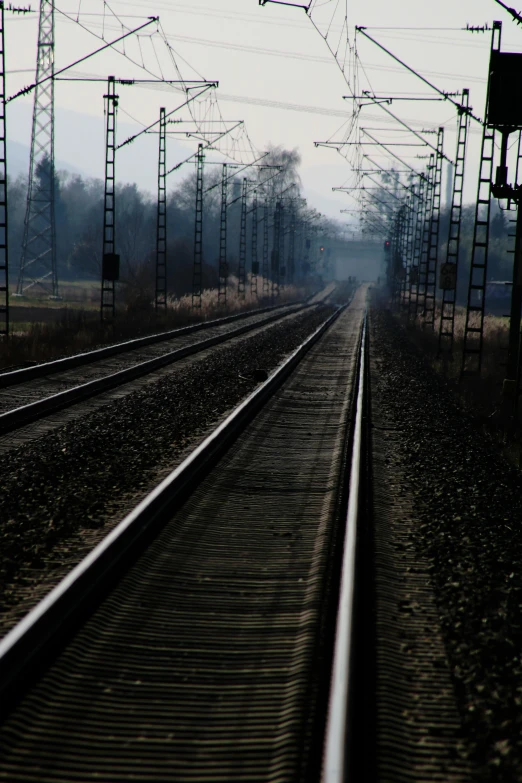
461, 24, 500, 376
17, 0, 58, 298
278, 202, 285, 292
408, 173, 426, 320
262, 198, 270, 297
287, 203, 295, 284
100, 76, 118, 321
155, 107, 167, 311
461, 126, 495, 375
271, 200, 281, 299
438, 89, 470, 355
218, 164, 228, 306
415, 154, 435, 319
0, 1, 8, 336
192, 143, 204, 309
237, 178, 247, 299
250, 189, 258, 298
401, 195, 414, 310
424, 128, 444, 329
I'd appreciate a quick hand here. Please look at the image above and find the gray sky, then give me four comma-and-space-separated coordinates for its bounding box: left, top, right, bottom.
7, 0, 522, 221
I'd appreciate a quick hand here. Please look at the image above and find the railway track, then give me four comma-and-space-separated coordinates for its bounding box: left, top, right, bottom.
0, 287, 367, 782
0, 299, 323, 443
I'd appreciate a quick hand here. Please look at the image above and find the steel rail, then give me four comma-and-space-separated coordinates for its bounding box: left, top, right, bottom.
0, 303, 317, 435
0, 304, 345, 710
323, 313, 367, 782
0, 301, 305, 388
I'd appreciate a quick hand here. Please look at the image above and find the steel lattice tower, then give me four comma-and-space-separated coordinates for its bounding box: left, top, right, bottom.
271, 200, 281, 298
192, 143, 204, 308
16, 0, 58, 298
408, 174, 426, 320
0, 1, 8, 336
279, 202, 285, 291
262, 197, 269, 297
155, 107, 167, 311
415, 154, 435, 319
237, 178, 247, 299
401, 194, 414, 309
218, 164, 228, 305
438, 89, 470, 354
423, 128, 444, 328
287, 203, 295, 284
100, 76, 119, 320
250, 189, 258, 298
303, 221, 311, 279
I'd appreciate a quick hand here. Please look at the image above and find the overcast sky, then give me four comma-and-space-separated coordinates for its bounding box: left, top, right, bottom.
7, 0, 522, 222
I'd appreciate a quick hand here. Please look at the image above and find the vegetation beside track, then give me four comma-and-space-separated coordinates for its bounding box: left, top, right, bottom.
1, 282, 312, 371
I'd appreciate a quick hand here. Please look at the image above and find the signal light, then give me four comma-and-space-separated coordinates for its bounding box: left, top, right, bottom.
384, 240, 391, 252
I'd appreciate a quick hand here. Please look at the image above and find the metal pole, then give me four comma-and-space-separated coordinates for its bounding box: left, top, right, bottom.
262, 197, 269, 297
238, 178, 247, 299
17, 0, 58, 299
218, 163, 228, 305
155, 106, 167, 311
0, 1, 8, 336
192, 143, 204, 309
272, 200, 281, 299
250, 189, 258, 297
506, 206, 522, 385
100, 75, 118, 321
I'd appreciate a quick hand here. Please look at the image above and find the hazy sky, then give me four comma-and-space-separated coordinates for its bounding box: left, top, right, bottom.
7, 0, 522, 221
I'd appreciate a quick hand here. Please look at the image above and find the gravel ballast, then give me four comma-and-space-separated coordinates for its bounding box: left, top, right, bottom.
0, 304, 336, 635
371, 305, 522, 781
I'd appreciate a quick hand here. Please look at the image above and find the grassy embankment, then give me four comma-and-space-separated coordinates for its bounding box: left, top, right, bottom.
2, 278, 311, 370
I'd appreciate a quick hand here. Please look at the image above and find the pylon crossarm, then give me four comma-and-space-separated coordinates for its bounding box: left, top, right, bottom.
7, 17, 159, 104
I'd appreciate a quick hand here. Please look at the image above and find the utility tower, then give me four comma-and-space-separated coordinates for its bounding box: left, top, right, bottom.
271, 199, 281, 298
424, 127, 444, 329
16, 0, 58, 298
302, 222, 311, 279
192, 143, 204, 308
218, 163, 228, 305
155, 107, 167, 311
415, 154, 435, 319
250, 189, 258, 297
408, 174, 426, 320
461, 22, 500, 386
401, 194, 414, 308
262, 197, 270, 297
0, 1, 8, 336
100, 76, 119, 320
438, 90, 470, 354
279, 201, 285, 290
287, 201, 296, 284
237, 178, 247, 299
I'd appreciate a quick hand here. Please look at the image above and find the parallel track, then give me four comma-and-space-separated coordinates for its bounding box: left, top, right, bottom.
0, 301, 316, 436
0, 290, 367, 782
0, 301, 303, 387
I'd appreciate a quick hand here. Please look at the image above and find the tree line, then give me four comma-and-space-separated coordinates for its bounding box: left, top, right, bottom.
9, 145, 346, 301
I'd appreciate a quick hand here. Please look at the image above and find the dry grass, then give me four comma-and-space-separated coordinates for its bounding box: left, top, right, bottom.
393, 299, 509, 422
0, 278, 312, 371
